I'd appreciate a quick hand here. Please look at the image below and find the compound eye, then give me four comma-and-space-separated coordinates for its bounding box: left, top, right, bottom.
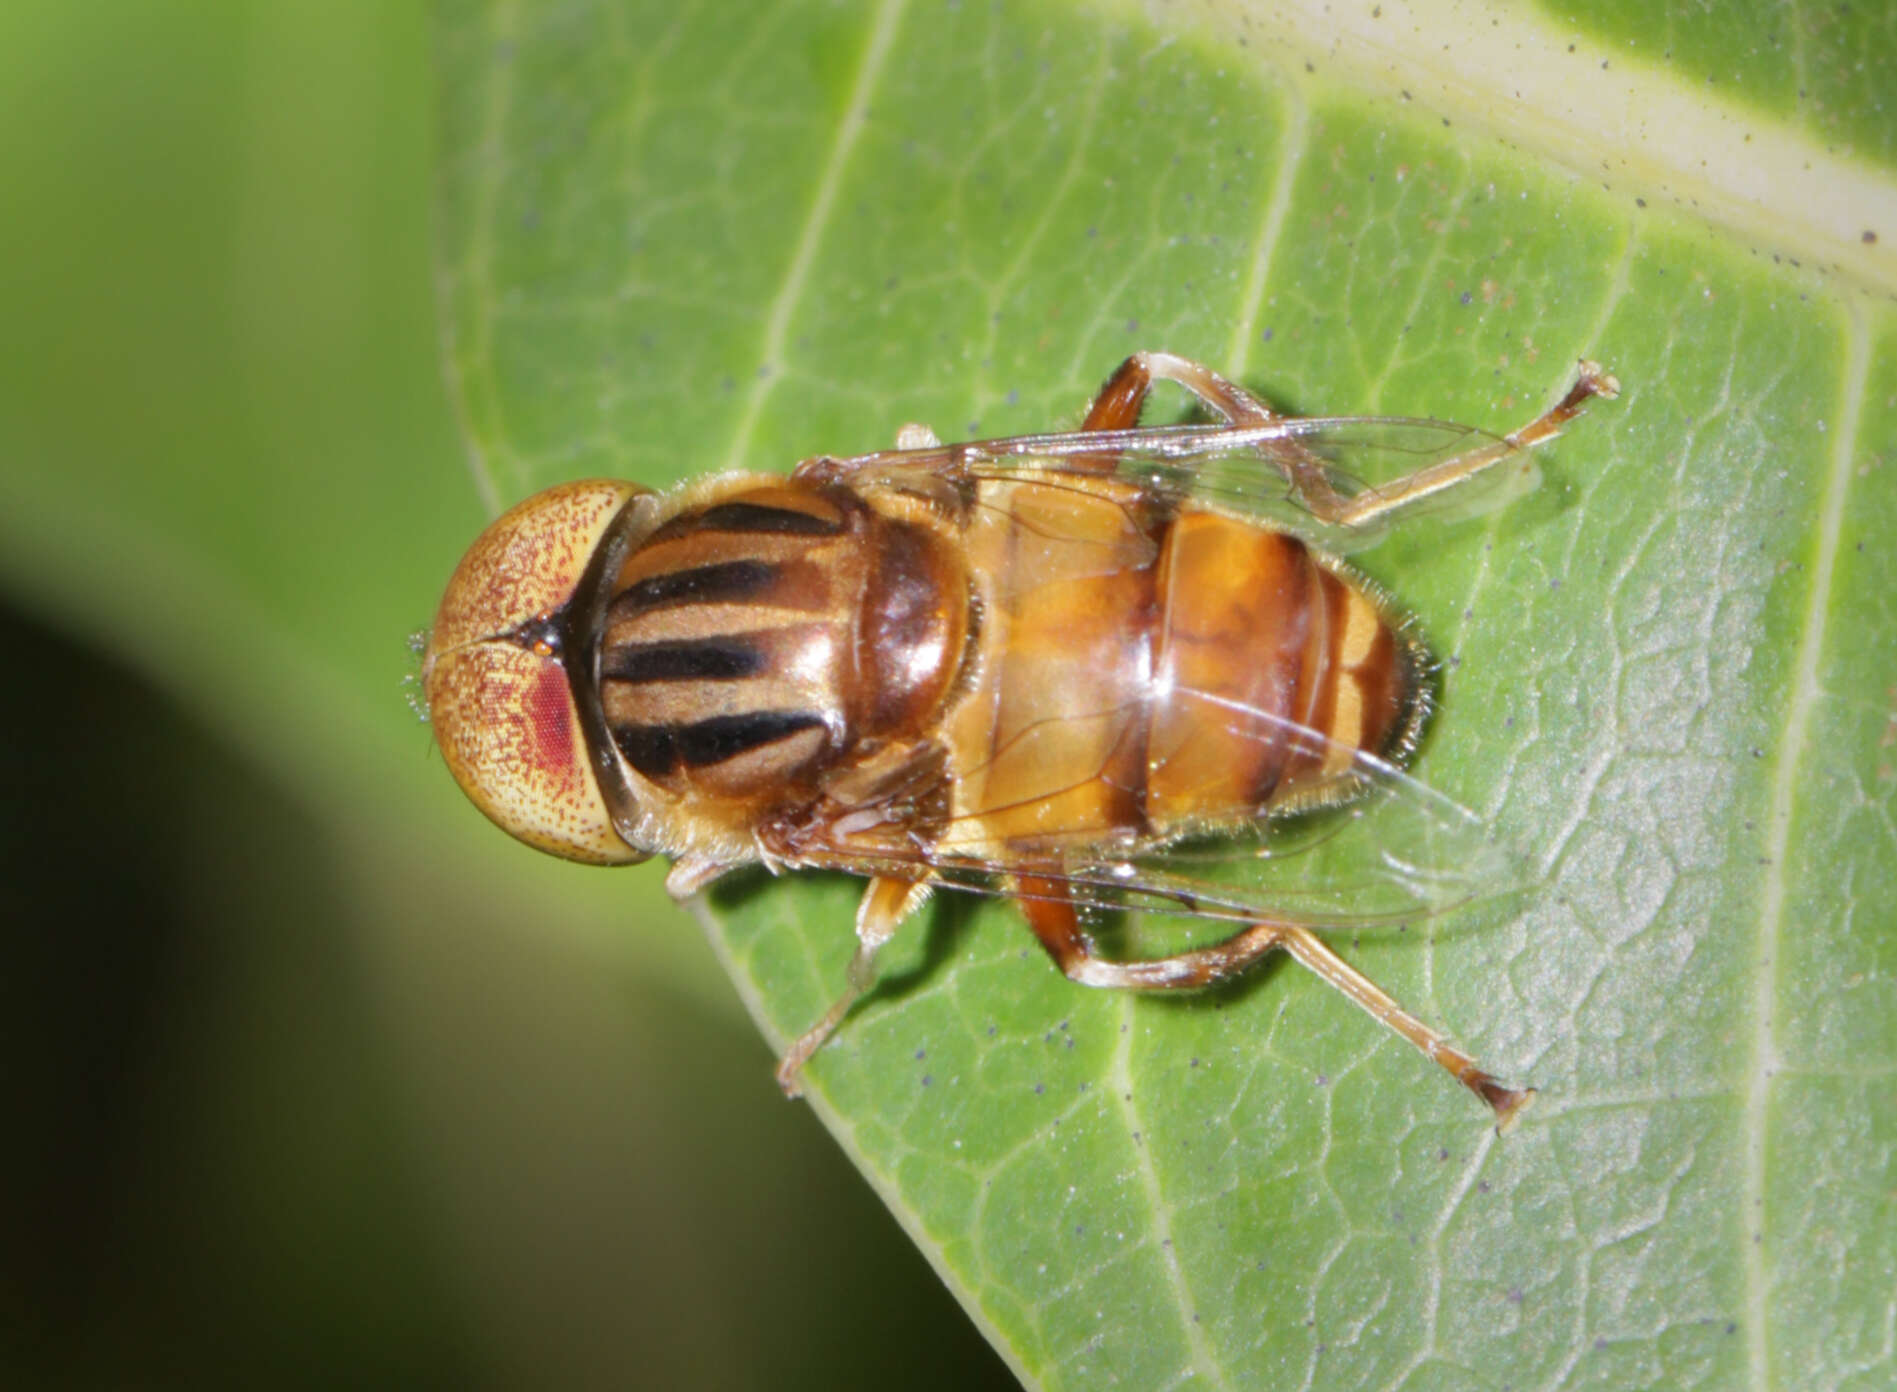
422, 481, 648, 865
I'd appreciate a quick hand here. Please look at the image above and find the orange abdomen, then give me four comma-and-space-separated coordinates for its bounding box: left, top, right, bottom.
940, 478, 1424, 859
1146, 510, 1421, 824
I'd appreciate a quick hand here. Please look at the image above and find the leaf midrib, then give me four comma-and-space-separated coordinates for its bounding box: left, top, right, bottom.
1159, 0, 1897, 296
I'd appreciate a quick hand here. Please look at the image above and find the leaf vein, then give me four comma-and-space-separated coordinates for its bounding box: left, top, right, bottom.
1743, 301, 1871, 1391
718, 0, 910, 474
1111, 997, 1232, 1392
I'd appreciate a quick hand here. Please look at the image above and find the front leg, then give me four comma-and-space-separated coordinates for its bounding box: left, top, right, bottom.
776, 874, 931, 1096
665, 853, 739, 900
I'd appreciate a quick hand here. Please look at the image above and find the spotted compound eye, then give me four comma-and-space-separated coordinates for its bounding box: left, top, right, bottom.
422, 480, 649, 865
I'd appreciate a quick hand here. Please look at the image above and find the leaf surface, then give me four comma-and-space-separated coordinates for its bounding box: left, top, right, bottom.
433, 2, 1897, 1387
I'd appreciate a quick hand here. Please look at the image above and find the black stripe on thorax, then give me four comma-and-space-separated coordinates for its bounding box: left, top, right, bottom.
689, 501, 842, 535
601, 636, 766, 683
612, 559, 779, 615
613, 710, 827, 779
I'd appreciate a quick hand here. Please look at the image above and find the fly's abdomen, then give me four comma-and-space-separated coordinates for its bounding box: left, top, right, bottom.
939, 480, 1424, 860
1145, 511, 1423, 826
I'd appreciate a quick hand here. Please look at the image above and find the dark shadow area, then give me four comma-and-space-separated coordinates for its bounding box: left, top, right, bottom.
0, 597, 1015, 1391
0, 601, 470, 1388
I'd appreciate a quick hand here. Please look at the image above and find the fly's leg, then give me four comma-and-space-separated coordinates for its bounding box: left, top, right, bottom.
1325, 360, 1620, 528
1085, 350, 1287, 430
1068, 351, 1286, 474
1081, 352, 1365, 509
1088, 351, 1617, 530
1015, 873, 1534, 1129
776, 875, 930, 1097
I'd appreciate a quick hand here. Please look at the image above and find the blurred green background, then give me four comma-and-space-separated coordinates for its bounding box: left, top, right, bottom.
0, 3, 1009, 1385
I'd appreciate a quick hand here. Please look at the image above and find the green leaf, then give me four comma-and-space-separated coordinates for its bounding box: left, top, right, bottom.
433, 1, 1896, 1387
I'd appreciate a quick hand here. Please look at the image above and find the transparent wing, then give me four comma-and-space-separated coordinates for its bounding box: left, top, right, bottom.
783, 711, 1535, 934
781, 413, 1540, 926
803, 415, 1538, 553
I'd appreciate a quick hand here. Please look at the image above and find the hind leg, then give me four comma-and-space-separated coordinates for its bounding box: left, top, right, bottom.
1014, 872, 1533, 1128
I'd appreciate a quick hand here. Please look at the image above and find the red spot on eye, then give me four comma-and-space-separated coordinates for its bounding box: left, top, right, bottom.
526, 662, 574, 777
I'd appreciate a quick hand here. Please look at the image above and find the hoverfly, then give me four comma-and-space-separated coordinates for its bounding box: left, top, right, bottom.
422, 352, 1617, 1125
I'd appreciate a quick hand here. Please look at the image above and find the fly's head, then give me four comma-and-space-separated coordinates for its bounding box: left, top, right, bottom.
423, 480, 659, 865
